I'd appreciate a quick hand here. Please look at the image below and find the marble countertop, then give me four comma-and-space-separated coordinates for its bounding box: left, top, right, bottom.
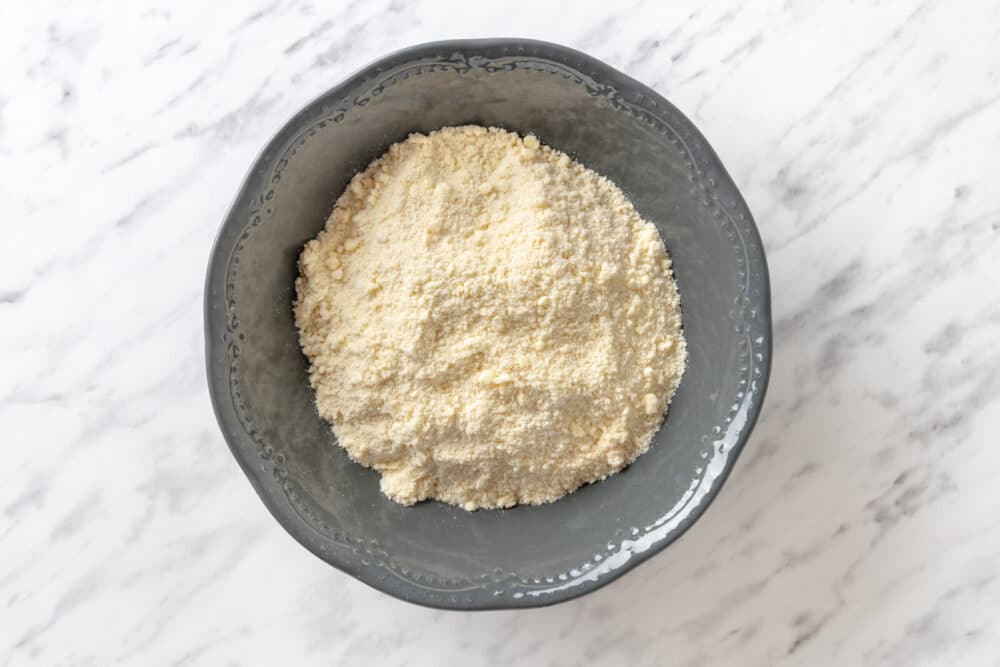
5, 1, 1000, 664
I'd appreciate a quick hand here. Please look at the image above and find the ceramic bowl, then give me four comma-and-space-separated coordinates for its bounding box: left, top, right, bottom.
205, 39, 771, 609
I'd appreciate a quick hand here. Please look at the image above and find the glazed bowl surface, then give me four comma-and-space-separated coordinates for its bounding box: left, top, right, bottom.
205, 39, 771, 609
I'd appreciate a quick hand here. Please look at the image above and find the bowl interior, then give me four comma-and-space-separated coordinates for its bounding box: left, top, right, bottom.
207, 42, 769, 608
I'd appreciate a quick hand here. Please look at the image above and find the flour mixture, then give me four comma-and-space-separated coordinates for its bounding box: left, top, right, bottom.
295, 125, 686, 510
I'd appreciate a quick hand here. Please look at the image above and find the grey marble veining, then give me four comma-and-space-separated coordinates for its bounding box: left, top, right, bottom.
3, 0, 1000, 664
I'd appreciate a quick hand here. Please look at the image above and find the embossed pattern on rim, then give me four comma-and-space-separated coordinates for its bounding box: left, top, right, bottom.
205, 39, 772, 609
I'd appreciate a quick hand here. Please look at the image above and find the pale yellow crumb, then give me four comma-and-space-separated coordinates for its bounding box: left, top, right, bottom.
294, 125, 687, 511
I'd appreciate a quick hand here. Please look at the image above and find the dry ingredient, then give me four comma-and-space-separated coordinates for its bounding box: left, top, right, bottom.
295, 125, 686, 510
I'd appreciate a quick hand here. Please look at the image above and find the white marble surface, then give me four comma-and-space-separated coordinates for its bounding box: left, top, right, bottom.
4, 0, 1000, 664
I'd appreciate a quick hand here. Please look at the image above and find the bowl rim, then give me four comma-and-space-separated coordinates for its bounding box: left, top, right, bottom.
204, 37, 772, 610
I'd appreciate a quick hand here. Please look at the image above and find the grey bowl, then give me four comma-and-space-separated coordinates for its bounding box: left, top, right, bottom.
205, 39, 771, 610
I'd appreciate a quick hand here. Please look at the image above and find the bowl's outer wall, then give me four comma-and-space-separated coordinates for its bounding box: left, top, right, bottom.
205, 39, 771, 609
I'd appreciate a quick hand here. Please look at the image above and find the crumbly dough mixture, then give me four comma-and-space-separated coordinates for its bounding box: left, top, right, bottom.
295, 125, 686, 510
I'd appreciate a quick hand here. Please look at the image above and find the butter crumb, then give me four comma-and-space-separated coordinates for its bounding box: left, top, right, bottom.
294, 126, 687, 511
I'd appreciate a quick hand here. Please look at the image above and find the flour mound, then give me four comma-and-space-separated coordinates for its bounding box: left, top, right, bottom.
295, 125, 686, 511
